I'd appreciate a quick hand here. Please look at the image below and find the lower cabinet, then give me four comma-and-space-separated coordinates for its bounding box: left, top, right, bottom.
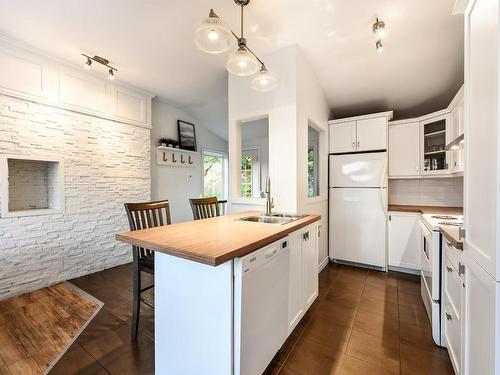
463, 254, 498, 375
388, 212, 421, 271
288, 223, 319, 334
443, 238, 465, 375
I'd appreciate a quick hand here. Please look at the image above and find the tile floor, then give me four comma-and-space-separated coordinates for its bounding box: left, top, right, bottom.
49, 262, 454, 375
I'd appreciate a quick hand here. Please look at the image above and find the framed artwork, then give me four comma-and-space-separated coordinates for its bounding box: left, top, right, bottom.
177, 120, 197, 151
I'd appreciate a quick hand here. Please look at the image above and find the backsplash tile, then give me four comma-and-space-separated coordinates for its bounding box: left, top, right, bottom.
389, 177, 463, 207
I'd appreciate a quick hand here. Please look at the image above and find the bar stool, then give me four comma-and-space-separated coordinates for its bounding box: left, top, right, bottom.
189, 197, 227, 220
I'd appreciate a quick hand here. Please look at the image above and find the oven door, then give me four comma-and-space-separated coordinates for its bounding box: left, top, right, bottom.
420, 220, 438, 301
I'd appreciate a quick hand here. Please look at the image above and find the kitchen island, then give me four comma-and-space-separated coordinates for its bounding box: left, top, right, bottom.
116, 211, 320, 375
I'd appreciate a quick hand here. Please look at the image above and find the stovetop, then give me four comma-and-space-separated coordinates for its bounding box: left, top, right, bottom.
422, 213, 463, 231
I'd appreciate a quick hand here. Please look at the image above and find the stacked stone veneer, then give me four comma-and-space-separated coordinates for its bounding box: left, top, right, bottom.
0, 95, 151, 299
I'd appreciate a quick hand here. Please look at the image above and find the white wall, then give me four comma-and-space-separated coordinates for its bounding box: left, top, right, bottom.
296, 48, 330, 268
0, 95, 150, 300
389, 177, 464, 207
151, 99, 228, 223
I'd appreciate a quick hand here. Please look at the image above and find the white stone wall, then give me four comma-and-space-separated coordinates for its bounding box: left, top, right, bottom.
0, 95, 151, 300
8, 159, 50, 211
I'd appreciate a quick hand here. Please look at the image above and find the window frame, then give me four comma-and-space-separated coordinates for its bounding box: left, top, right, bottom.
201, 148, 228, 200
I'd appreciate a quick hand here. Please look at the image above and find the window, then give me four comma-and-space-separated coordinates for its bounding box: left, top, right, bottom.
203, 150, 227, 200
240, 149, 260, 198
308, 124, 320, 197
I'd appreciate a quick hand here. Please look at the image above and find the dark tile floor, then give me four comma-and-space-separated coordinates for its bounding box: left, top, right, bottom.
50, 262, 454, 375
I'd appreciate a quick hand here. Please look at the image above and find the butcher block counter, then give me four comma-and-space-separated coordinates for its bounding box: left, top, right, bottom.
116, 211, 320, 266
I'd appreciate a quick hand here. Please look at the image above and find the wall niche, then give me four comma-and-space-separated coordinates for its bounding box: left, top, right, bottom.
0, 156, 64, 217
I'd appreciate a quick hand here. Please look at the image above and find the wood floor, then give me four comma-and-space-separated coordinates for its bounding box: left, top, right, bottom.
46, 262, 453, 375
0, 283, 102, 375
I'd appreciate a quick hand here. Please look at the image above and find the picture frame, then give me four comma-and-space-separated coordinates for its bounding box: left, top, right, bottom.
177, 120, 197, 151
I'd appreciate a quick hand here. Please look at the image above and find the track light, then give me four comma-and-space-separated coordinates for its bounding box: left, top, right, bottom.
372, 18, 386, 40
82, 54, 117, 80
84, 57, 92, 70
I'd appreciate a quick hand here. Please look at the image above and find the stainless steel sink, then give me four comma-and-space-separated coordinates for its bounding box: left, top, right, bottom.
237, 213, 306, 225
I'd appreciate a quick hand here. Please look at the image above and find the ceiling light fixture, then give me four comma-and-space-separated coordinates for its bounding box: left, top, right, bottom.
372, 18, 386, 54
82, 54, 117, 79
194, 0, 277, 92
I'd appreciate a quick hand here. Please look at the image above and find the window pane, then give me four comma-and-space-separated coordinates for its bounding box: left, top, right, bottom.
240, 156, 253, 197
308, 125, 320, 197
204, 154, 224, 200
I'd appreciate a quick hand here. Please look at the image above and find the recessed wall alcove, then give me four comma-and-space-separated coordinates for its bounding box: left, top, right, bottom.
0, 155, 64, 217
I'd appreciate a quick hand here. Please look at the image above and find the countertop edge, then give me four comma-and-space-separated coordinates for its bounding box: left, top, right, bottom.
440, 226, 464, 251
116, 214, 321, 266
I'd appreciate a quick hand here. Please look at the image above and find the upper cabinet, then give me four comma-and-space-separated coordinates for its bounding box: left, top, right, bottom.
329, 112, 392, 154
388, 86, 464, 179
388, 121, 420, 177
0, 37, 153, 128
421, 113, 451, 175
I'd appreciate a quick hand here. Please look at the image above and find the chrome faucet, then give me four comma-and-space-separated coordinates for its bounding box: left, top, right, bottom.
265, 176, 274, 216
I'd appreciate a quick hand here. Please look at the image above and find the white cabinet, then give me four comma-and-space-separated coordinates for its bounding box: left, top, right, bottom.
329, 112, 392, 154
388, 122, 420, 177
356, 117, 387, 152
388, 212, 421, 271
464, 256, 498, 375
449, 94, 464, 173
421, 113, 452, 175
443, 237, 465, 375
329, 121, 356, 153
302, 226, 319, 310
288, 223, 319, 334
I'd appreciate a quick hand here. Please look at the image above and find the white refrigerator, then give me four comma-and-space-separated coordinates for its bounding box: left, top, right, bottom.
328, 152, 388, 269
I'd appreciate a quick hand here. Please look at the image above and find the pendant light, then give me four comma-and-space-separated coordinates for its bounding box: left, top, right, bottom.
194, 9, 232, 54
226, 39, 259, 76
195, 0, 278, 92
251, 65, 278, 92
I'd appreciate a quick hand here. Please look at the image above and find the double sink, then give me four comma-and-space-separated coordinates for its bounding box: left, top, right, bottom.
237, 213, 307, 225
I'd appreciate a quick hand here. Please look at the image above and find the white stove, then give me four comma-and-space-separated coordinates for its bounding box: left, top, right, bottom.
419, 212, 463, 347
422, 214, 464, 231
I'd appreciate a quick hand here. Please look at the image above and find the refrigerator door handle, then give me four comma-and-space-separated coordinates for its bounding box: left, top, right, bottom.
379, 158, 388, 189
379, 188, 388, 216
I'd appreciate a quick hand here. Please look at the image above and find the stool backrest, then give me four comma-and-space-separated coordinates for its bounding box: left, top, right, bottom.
124, 200, 171, 260
189, 197, 225, 220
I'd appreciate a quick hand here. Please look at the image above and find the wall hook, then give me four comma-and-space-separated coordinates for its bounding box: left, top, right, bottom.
181, 155, 186, 164
162, 152, 168, 162
188, 155, 193, 164
172, 153, 177, 163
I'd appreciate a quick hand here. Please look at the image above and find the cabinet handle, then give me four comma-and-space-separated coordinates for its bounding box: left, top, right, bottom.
446, 266, 453, 273
458, 262, 465, 277
357, 141, 360, 148
445, 312, 452, 321
303, 231, 309, 241
352, 142, 355, 149
445, 241, 452, 248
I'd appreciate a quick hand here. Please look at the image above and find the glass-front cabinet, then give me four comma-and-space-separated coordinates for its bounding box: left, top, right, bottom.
420, 113, 451, 175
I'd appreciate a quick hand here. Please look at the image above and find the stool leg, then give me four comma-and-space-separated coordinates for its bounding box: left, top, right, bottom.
131, 261, 141, 341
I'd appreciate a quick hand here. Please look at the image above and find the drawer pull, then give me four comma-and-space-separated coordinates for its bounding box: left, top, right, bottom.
458, 262, 465, 277
446, 313, 452, 321
446, 266, 453, 273
446, 241, 452, 248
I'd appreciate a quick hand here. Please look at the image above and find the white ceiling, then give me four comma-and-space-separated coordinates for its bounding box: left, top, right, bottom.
0, 0, 463, 140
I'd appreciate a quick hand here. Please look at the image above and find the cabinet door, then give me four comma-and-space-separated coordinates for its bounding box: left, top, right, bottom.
464, 0, 499, 280
464, 256, 497, 375
356, 117, 387, 152
388, 212, 421, 270
388, 123, 420, 177
329, 121, 356, 153
287, 232, 303, 334
302, 225, 318, 310
421, 114, 451, 175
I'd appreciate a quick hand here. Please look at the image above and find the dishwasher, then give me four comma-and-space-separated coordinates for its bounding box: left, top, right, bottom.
233, 237, 290, 375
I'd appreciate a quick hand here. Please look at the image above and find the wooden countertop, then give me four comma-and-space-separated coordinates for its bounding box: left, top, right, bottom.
116, 211, 320, 266
388, 204, 463, 215
440, 225, 463, 250
388, 204, 464, 250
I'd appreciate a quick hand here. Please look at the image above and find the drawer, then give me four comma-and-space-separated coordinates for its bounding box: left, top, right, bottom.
443, 236, 463, 277
444, 301, 462, 375
444, 257, 463, 320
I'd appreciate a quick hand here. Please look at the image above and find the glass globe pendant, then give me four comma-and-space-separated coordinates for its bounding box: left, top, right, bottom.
251, 65, 278, 92
194, 9, 232, 54
226, 39, 259, 76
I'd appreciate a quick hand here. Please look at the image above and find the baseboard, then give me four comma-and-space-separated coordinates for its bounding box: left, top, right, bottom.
388, 265, 420, 275
318, 257, 329, 273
